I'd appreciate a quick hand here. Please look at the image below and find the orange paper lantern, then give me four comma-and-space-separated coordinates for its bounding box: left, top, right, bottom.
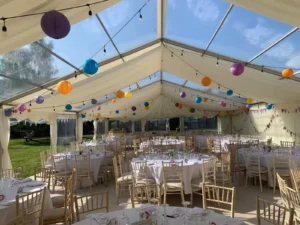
145, 106, 149, 110
27, 109, 32, 113
116, 90, 124, 98
282, 68, 294, 79
112, 99, 117, 103
203, 98, 208, 102
201, 77, 211, 86
97, 113, 101, 117
178, 104, 183, 109
57, 80, 72, 95
243, 107, 249, 113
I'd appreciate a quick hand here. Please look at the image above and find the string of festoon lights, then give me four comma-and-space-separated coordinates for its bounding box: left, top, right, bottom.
3, 1, 151, 118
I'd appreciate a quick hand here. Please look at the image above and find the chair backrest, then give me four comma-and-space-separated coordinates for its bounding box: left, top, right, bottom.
131, 161, 148, 185
256, 197, 294, 225
75, 154, 92, 175
245, 149, 261, 173
75, 191, 108, 221
4, 215, 23, 225
16, 187, 46, 225
286, 186, 300, 208
52, 155, 67, 173
147, 184, 161, 205
213, 140, 222, 153
34, 167, 52, 190
129, 185, 148, 208
277, 173, 290, 209
113, 156, 120, 181
273, 152, 291, 171
118, 154, 125, 175
292, 202, 300, 225
162, 161, 183, 184
202, 183, 235, 218
281, 141, 295, 147
202, 158, 216, 184
1, 167, 23, 179
291, 168, 300, 192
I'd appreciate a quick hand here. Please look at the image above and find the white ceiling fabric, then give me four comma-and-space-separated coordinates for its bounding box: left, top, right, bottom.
0, 0, 120, 54
224, 0, 300, 28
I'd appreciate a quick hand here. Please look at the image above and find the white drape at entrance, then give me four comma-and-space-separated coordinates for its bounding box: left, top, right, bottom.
50, 115, 57, 155
179, 117, 184, 133
0, 109, 12, 169
104, 120, 109, 135
76, 116, 83, 143
93, 120, 98, 140
141, 120, 147, 132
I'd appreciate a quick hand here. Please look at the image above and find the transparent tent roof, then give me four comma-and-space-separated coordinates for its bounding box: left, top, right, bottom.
1, 0, 300, 111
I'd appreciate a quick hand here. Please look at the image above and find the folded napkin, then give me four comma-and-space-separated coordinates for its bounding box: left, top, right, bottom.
11, 178, 32, 186
86, 213, 108, 224
24, 181, 44, 187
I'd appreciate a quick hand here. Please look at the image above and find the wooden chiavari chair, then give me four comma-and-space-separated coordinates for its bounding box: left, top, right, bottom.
212, 140, 222, 154
74, 191, 109, 221
281, 141, 295, 147
129, 185, 148, 208
1, 167, 23, 179
256, 197, 294, 225
162, 161, 184, 204
34, 167, 52, 190
229, 141, 245, 186
277, 173, 290, 209
75, 154, 94, 190
98, 151, 113, 186
16, 187, 46, 225
286, 186, 300, 209
202, 183, 235, 218
216, 153, 232, 187
131, 161, 155, 186
51, 155, 72, 192
292, 202, 300, 225
4, 215, 23, 225
291, 168, 300, 192
272, 152, 291, 193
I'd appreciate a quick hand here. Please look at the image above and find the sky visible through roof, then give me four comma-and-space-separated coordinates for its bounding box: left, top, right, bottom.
1, 0, 300, 103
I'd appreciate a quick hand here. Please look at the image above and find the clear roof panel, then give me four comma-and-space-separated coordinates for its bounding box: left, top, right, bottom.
165, 0, 230, 48
163, 72, 185, 85
0, 77, 34, 101
208, 6, 294, 61
138, 72, 160, 87
185, 81, 209, 92
99, 0, 157, 53
40, 16, 118, 71
251, 29, 300, 73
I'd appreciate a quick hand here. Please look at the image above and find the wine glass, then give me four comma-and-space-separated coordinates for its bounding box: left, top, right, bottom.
161, 204, 169, 225
182, 201, 191, 225
119, 203, 129, 225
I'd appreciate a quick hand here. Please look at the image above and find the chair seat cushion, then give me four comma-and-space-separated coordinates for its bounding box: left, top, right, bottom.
162, 182, 182, 190
191, 178, 213, 187
117, 174, 132, 182
248, 166, 267, 173
56, 171, 72, 177
273, 168, 290, 176
43, 208, 71, 221
50, 194, 65, 208
136, 178, 156, 185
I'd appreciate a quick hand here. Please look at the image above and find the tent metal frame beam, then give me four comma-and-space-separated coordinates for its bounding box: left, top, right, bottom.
157, 0, 165, 39
182, 80, 188, 87
0, 39, 161, 106
247, 27, 299, 63
95, 14, 125, 63
163, 38, 300, 83
202, 4, 234, 57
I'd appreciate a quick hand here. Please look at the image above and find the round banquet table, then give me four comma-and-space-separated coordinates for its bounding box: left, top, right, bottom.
73, 205, 244, 225
0, 178, 52, 225
140, 140, 185, 151
132, 156, 212, 194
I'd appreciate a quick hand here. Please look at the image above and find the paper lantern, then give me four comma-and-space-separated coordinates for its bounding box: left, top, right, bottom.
145, 106, 149, 110
4, 109, 12, 117
132, 106, 136, 111
81, 114, 86, 118
203, 98, 208, 102
116, 90, 124, 98
246, 104, 251, 109
219, 101, 226, 107
230, 63, 244, 76
190, 108, 195, 113
195, 96, 202, 103
18, 104, 27, 112
57, 80, 72, 95
83, 59, 98, 75
282, 68, 294, 79
202, 77, 212, 86
35, 96, 44, 104
91, 99, 97, 105
227, 90, 233, 96
144, 102, 149, 107
247, 98, 253, 104
13, 109, 18, 113
178, 104, 183, 109
96, 106, 101, 111
243, 107, 249, 113
112, 99, 117, 103
97, 113, 101, 117
180, 92, 186, 98
41, 10, 70, 39
116, 110, 119, 114
7, 109, 13, 113
27, 109, 32, 113
133, 112, 136, 116
175, 103, 179, 107
125, 91, 132, 98
266, 104, 273, 110
65, 104, 72, 110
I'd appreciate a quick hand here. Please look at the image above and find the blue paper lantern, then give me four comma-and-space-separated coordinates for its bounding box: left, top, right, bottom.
227, 90, 233, 96
195, 96, 202, 103
81, 114, 86, 118
83, 59, 98, 75
144, 102, 149, 107
116, 110, 119, 114
266, 104, 273, 110
91, 99, 97, 104
180, 92, 186, 98
7, 109, 13, 113
35, 96, 44, 104
4, 109, 12, 117
65, 104, 72, 110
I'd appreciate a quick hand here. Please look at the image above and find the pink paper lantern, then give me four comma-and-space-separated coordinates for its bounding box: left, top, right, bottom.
230, 63, 244, 76
96, 106, 101, 111
18, 104, 27, 112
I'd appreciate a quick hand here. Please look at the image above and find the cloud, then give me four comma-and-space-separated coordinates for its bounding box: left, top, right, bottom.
286, 53, 300, 68
168, 0, 176, 9
186, 0, 220, 22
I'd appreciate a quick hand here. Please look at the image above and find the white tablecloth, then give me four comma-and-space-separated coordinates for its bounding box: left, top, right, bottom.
0, 179, 52, 225
132, 156, 211, 194
140, 140, 185, 151
73, 206, 244, 225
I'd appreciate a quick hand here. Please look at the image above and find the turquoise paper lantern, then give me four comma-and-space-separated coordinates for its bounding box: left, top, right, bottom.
144, 102, 149, 107
83, 59, 98, 75
116, 110, 119, 114
227, 90, 233, 96
81, 114, 86, 118
195, 96, 202, 103
65, 104, 72, 110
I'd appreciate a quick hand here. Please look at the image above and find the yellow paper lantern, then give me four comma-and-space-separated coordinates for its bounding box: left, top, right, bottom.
282, 68, 294, 79
125, 91, 132, 98
145, 106, 149, 110
57, 80, 72, 95
247, 98, 253, 104
116, 90, 124, 98
112, 99, 117, 103
97, 113, 101, 117
220, 111, 225, 116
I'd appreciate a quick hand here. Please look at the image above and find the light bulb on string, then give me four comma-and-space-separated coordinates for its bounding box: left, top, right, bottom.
216, 58, 219, 67
196, 71, 198, 76
181, 50, 184, 56
218, 84, 220, 90
171, 52, 173, 57
261, 66, 264, 73
83, 101, 85, 106
149, 75, 151, 80
103, 46, 106, 56
2, 18, 7, 38
87, 4, 92, 16
74, 71, 77, 79
105, 95, 107, 99
129, 85, 131, 90
29, 101, 32, 107
53, 107, 55, 112
139, 10, 143, 21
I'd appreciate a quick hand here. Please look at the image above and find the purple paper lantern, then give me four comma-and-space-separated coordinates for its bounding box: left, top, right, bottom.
175, 103, 179, 107
18, 104, 27, 112
230, 63, 244, 76
41, 10, 70, 39
91, 99, 97, 105
96, 106, 101, 111
35, 96, 44, 104
132, 106, 137, 111
4, 109, 12, 117
180, 92, 186, 98
190, 108, 195, 113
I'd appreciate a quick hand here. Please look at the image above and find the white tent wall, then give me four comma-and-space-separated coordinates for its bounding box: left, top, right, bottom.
76, 116, 83, 143
218, 116, 232, 135
49, 114, 57, 154
0, 109, 12, 169
93, 120, 98, 140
